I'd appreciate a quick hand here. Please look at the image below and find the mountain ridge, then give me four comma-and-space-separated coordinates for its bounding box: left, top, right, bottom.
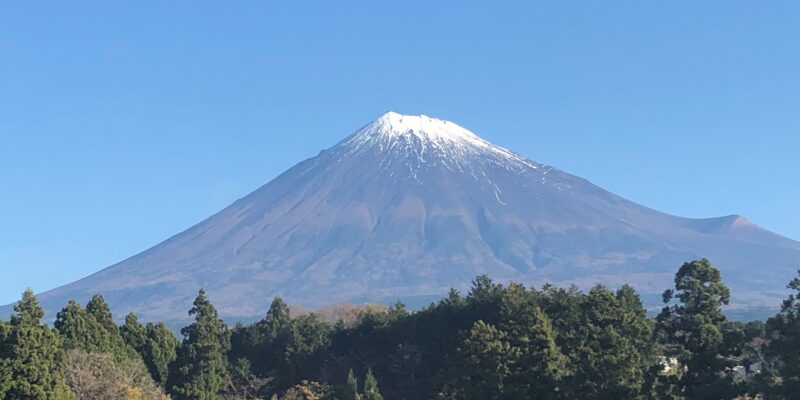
3, 112, 798, 323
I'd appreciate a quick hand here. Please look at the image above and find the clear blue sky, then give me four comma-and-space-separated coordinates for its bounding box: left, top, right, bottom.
1, 1, 798, 305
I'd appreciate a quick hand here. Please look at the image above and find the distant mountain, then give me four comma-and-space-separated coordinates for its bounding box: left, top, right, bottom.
5, 112, 799, 323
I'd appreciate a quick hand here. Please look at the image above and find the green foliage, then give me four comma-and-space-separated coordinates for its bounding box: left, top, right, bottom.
0, 289, 75, 400
230, 297, 293, 378
54, 300, 108, 353
122, 313, 179, 387
281, 313, 332, 386
566, 285, 652, 400
144, 321, 179, 387
499, 285, 566, 399
467, 275, 504, 318
362, 369, 383, 400
231, 297, 332, 391
656, 259, 735, 399
168, 289, 230, 400
55, 295, 138, 364
765, 270, 800, 396
340, 369, 361, 400
458, 320, 516, 400
263, 297, 292, 340
77, 294, 140, 361
10, 260, 800, 400
0, 317, 9, 355
121, 312, 148, 351
453, 282, 568, 400
54, 300, 90, 349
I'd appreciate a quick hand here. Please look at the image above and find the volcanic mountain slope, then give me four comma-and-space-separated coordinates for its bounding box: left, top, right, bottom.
6, 112, 800, 323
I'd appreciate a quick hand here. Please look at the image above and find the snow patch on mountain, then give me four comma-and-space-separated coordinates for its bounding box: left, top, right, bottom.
338, 112, 539, 174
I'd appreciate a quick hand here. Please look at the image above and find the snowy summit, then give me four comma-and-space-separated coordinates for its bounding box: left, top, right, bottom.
340, 112, 537, 172
363, 111, 487, 145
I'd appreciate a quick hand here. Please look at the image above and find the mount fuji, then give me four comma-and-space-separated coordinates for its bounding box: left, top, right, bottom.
6, 112, 799, 322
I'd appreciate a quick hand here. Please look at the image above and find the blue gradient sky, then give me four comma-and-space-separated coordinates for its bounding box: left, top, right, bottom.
1, 1, 798, 305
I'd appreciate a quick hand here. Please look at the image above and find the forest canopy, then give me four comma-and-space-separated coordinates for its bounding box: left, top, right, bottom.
1, 259, 798, 400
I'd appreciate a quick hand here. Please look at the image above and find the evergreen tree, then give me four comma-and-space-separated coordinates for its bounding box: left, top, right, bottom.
340, 369, 361, 400
765, 270, 800, 396
458, 320, 516, 400
282, 314, 331, 386
508, 307, 565, 399
85, 294, 134, 360
0, 318, 7, 397
440, 288, 464, 307
121, 313, 148, 352
538, 284, 585, 359
230, 296, 293, 377
656, 259, 734, 399
363, 369, 383, 400
498, 284, 566, 399
263, 297, 292, 340
0, 289, 75, 400
467, 275, 504, 317
169, 289, 231, 400
569, 285, 651, 400
144, 321, 179, 387
0, 317, 10, 350
54, 300, 89, 349
387, 300, 409, 322
615, 284, 654, 352
247, 297, 294, 376
54, 299, 109, 353
122, 313, 178, 387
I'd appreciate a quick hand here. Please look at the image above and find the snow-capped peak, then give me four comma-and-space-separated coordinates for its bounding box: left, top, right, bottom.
368, 111, 488, 147
338, 112, 539, 174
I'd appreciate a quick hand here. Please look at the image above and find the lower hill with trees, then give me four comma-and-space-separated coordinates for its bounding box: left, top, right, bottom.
1, 258, 799, 399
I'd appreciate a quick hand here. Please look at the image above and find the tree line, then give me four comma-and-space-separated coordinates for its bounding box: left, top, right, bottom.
1, 258, 799, 399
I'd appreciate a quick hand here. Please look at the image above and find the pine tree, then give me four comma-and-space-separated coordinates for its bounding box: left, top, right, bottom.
169, 289, 231, 400
263, 297, 292, 339
766, 270, 800, 396
122, 313, 177, 387
85, 294, 134, 360
656, 259, 734, 399
468, 275, 504, 307
538, 284, 585, 358
458, 320, 516, 400
243, 296, 293, 376
340, 369, 361, 400
0, 317, 10, 351
0, 318, 10, 398
362, 369, 383, 400
497, 284, 566, 399
144, 321, 179, 387
440, 288, 463, 307
282, 313, 331, 386
0, 289, 75, 399
507, 307, 565, 399
54, 299, 108, 353
570, 285, 651, 400
121, 313, 148, 352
